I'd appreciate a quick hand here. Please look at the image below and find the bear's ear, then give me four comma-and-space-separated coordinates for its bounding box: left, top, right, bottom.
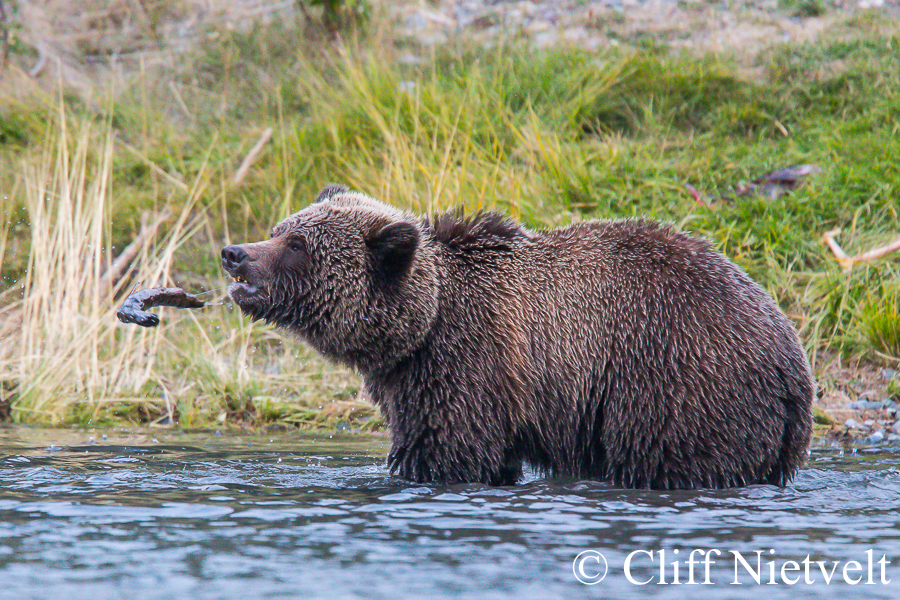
315, 184, 349, 203
367, 221, 419, 279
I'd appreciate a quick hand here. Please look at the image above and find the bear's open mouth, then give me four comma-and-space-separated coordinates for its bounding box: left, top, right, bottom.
228, 276, 268, 302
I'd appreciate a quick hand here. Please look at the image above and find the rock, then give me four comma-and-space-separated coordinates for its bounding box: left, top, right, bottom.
881, 368, 897, 381
525, 20, 552, 34
582, 37, 605, 51
563, 26, 588, 43
888, 434, 900, 445
469, 14, 499, 29
534, 30, 559, 48
507, 8, 524, 23
405, 11, 428, 30
423, 10, 456, 28
850, 399, 894, 410
864, 419, 874, 427
865, 430, 885, 445
397, 53, 422, 66
892, 421, 900, 434
521, 1, 540, 17
844, 418, 860, 429
404, 8, 455, 38
416, 33, 449, 46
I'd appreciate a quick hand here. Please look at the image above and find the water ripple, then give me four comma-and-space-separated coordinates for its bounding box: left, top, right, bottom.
0, 428, 897, 600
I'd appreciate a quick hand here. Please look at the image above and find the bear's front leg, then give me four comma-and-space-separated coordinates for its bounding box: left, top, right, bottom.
386, 430, 520, 486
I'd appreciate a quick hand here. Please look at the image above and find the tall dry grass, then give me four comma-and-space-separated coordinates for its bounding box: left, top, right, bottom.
0, 108, 209, 422
0, 102, 365, 427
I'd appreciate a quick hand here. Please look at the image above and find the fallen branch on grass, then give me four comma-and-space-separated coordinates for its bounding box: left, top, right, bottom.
232, 127, 273, 185
822, 228, 900, 271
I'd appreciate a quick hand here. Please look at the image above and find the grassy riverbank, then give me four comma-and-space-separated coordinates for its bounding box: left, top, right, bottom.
0, 13, 899, 429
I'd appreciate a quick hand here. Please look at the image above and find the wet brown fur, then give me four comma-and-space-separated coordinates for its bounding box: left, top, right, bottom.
222, 186, 814, 489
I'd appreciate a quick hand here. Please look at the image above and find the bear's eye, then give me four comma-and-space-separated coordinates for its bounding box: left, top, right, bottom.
288, 240, 304, 253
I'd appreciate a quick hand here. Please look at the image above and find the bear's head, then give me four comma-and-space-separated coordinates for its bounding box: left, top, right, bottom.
221, 185, 440, 373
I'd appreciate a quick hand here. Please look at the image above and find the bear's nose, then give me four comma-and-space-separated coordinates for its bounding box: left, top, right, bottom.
221, 245, 248, 272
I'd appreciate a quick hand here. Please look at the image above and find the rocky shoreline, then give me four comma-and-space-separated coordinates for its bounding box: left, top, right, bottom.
816, 360, 900, 447
397, 0, 900, 57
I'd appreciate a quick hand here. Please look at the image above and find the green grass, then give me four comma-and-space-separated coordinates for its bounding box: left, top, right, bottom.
860, 285, 900, 360
1, 18, 899, 427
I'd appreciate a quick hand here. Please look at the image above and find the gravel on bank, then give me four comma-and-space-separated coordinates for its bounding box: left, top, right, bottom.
396, 0, 900, 57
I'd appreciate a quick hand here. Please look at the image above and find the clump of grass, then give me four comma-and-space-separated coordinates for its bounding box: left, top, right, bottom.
585, 52, 767, 136
887, 373, 900, 400
781, 0, 830, 18
860, 286, 900, 360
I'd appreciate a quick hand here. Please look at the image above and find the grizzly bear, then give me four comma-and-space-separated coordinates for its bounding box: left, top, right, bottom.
222, 185, 814, 489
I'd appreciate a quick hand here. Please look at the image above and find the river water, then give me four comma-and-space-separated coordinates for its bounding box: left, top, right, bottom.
0, 426, 898, 599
